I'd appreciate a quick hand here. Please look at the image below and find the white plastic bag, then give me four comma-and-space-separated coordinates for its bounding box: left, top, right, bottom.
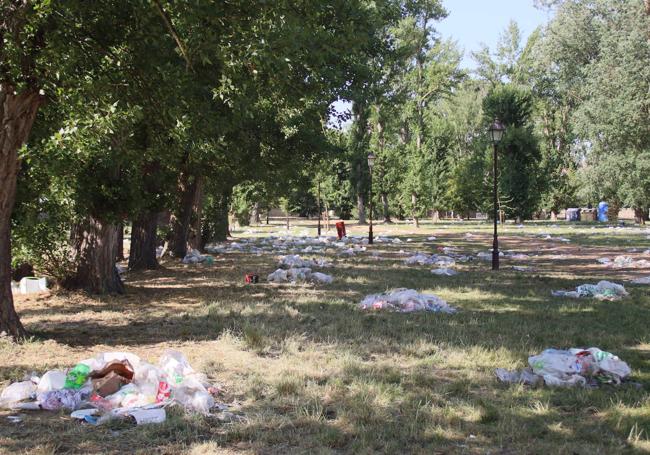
37, 370, 66, 393
0, 381, 36, 407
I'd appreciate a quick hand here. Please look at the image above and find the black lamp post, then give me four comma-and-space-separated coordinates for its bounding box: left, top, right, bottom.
367, 152, 376, 245
488, 119, 505, 270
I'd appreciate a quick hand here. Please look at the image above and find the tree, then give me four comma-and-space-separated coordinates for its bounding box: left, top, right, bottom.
483, 85, 541, 222
541, 0, 650, 221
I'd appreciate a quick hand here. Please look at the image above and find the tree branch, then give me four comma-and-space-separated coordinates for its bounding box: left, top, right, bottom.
151, 0, 193, 71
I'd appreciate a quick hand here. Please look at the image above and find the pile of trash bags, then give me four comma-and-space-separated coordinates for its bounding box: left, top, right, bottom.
278, 254, 331, 269
358, 288, 457, 314
267, 268, 333, 284
404, 253, 455, 267
181, 249, 214, 265
552, 280, 628, 301
496, 347, 632, 388
267, 254, 334, 284
0, 351, 223, 425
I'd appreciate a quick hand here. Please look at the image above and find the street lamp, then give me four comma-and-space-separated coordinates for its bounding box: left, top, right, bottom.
367, 152, 376, 245
488, 118, 505, 270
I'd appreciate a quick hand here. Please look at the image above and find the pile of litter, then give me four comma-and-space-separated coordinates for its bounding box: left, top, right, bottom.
278, 254, 331, 269
181, 249, 214, 265
405, 253, 455, 267
477, 251, 503, 261
205, 234, 377, 256
267, 268, 333, 284
431, 268, 458, 276
358, 288, 457, 313
0, 351, 226, 425
496, 347, 631, 388
267, 254, 333, 284
552, 280, 628, 301
598, 255, 650, 269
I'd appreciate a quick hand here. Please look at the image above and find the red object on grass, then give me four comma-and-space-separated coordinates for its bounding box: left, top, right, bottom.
335, 221, 346, 240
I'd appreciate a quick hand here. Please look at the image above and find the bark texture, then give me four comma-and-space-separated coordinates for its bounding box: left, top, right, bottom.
128, 212, 159, 270
115, 222, 125, 261
357, 193, 367, 225
66, 216, 124, 294
411, 192, 419, 228
381, 193, 391, 223
0, 86, 42, 339
201, 188, 231, 246
172, 173, 203, 257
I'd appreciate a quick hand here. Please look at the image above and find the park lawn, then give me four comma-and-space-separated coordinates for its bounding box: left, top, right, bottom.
1, 220, 649, 454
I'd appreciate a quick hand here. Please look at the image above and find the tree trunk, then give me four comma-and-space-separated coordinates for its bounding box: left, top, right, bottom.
381, 193, 391, 223
634, 207, 648, 225
550, 211, 557, 221
172, 172, 202, 257
0, 86, 42, 340
251, 202, 260, 225
201, 188, 231, 246
357, 193, 367, 224
115, 222, 125, 262
324, 202, 330, 232
65, 216, 124, 294
411, 192, 419, 228
128, 212, 158, 270
431, 210, 439, 223
188, 176, 204, 251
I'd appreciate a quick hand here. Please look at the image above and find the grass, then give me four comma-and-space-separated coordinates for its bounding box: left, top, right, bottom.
1, 219, 650, 454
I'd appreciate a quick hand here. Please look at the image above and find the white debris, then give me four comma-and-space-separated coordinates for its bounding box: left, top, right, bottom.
431, 268, 458, 276
552, 280, 628, 301
358, 288, 456, 313
267, 267, 333, 284
631, 276, 650, 284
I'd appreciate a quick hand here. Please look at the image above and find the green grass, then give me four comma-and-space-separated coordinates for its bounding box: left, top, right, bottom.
1, 220, 649, 454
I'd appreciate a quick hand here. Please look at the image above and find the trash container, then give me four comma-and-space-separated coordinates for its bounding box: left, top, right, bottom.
335, 221, 346, 240
581, 209, 596, 222
598, 201, 608, 222
566, 208, 581, 222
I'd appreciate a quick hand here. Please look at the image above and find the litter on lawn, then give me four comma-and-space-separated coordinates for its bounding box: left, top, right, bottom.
278, 254, 331, 269
182, 249, 214, 265
630, 276, 650, 284
267, 268, 333, 284
551, 280, 628, 301
496, 347, 631, 388
358, 288, 457, 313
0, 351, 226, 426
598, 255, 650, 269
431, 268, 458, 276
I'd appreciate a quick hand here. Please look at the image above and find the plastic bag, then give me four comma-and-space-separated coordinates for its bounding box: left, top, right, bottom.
584, 348, 631, 380
0, 381, 36, 407
64, 363, 91, 389
38, 388, 87, 410
159, 351, 194, 385
37, 370, 67, 393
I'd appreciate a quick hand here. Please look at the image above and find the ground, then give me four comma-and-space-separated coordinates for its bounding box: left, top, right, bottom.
1, 220, 650, 454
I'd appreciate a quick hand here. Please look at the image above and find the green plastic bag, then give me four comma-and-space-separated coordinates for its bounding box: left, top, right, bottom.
64, 364, 91, 389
